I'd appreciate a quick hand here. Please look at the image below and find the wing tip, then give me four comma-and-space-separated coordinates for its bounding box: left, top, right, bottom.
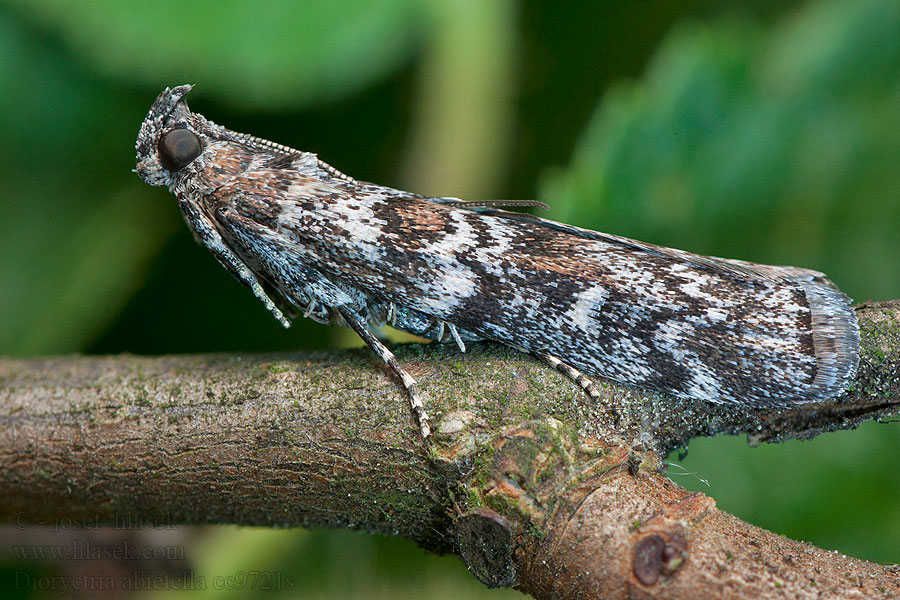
800, 281, 860, 401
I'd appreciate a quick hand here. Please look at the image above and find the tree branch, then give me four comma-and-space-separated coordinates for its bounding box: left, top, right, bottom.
1, 301, 898, 598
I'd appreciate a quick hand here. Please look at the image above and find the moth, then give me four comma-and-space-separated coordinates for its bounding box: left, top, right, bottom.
135, 85, 859, 438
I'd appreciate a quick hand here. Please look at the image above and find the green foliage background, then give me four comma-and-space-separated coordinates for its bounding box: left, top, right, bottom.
0, 0, 897, 597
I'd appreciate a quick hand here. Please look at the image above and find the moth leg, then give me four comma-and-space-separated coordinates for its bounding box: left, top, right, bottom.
178, 197, 290, 327
430, 320, 465, 352
445, 323, 466, 353
338, 306, 431, 438
535, 353, 600, 399
303, 300, 320, 319
387, 302, 397, 327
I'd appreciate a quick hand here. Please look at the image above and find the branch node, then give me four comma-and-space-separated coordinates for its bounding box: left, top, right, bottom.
455, 509, 517, 588
633, 533, 688, 586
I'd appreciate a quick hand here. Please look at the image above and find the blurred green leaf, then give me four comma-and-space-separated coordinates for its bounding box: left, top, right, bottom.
0, 9, 178, 355
670, 422, 900, 564
542, 0, 900, 301
4, 0, 428, 109
149, 527, 519, 600
0, 186, 177, 355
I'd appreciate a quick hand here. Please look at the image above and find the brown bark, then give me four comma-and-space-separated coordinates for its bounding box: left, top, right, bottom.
1, 300, 898, 599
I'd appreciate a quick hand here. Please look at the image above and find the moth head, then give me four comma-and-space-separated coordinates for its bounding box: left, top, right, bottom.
135, 84, 208, 187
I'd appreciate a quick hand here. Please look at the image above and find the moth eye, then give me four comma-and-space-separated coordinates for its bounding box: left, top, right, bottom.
157, 129, 202, 172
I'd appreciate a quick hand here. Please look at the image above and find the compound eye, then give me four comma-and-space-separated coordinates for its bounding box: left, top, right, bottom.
157, 128, 202, 172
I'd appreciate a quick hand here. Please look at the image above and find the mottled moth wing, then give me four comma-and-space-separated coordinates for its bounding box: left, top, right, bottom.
135, 85, 860, 436
217, 176, 858, 406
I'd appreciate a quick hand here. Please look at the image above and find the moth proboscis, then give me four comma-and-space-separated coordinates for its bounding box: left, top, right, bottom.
135, 85, 860, 439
